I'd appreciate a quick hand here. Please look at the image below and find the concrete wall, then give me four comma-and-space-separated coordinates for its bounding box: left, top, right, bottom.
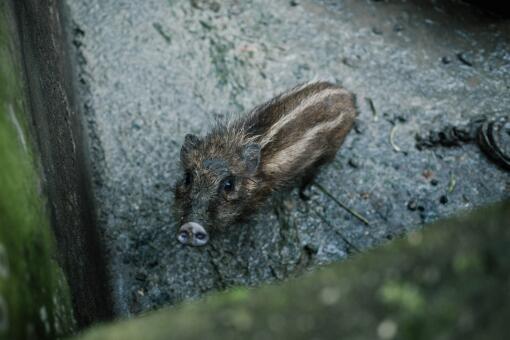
0, 2, 76, 338
1, 0, 113, 333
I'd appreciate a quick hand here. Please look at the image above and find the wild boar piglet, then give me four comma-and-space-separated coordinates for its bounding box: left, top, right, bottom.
174, 81, 357, 247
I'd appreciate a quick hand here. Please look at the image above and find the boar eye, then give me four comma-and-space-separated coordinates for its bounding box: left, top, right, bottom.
184, 172, 192, 186
221, 177, 235, 192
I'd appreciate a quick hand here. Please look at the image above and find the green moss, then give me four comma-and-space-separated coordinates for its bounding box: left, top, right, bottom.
379, 281, 425, 315
0, 3, 75, 339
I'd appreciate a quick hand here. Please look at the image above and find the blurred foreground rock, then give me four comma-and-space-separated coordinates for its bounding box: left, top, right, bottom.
78, 200, 510, 340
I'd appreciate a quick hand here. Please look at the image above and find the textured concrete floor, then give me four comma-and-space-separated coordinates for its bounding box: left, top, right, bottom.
66, 0, 510, 315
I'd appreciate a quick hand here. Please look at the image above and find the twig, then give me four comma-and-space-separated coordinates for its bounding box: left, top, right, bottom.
365, 97, 377, 121
448, 172, 457, 193
390, 125, 402, 152
310, 206, 361, 253
152, 23, 172, 44
313, 182, 371, 226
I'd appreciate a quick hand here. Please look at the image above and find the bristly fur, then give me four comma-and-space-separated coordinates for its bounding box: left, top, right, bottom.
174, 80, 357, 236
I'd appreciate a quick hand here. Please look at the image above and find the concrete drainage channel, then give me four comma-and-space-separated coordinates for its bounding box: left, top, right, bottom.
1, 0, 509, 338
68, 0, 510, 316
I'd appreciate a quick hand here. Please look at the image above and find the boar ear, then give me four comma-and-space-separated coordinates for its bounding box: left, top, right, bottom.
242, 143, 261, 175
181, 134, 201, 163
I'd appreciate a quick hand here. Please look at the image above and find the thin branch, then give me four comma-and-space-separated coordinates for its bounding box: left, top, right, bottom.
390, 125, 402, 152
310, 206, 361, 253
313, 182, 371, 226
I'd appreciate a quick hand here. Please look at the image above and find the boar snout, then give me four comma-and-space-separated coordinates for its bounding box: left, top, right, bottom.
177, 222, 209, 247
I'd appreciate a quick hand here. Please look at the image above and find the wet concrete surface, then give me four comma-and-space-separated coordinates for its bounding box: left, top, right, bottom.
65, 0, 510, 315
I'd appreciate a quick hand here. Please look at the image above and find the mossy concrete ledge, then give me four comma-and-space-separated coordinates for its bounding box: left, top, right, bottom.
77, 200, 510, 340
11, 0, 113, 327
1, 2, 75, 339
